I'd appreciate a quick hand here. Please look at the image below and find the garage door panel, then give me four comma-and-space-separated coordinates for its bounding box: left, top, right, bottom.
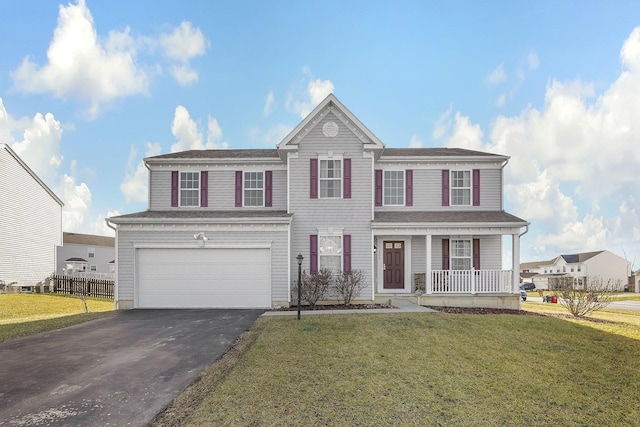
136, 248, 271, 309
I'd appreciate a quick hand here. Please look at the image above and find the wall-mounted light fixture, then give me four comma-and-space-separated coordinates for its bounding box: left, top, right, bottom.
373, 244, 377, 254
193, 232, 208, 241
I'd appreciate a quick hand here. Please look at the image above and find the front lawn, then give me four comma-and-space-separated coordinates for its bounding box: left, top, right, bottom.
0, 294, 114, 343
154, 310, 640, 426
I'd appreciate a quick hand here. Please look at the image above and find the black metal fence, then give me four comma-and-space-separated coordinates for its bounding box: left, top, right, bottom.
52, 274, 114, 299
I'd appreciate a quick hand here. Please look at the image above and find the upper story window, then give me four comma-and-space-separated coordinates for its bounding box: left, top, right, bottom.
451, 170, 471, 206
180, 172, 200, 207
319, 234, 342, 272
88, 248, 95, 258
451, 239, 471, 270
384, 171, 404, 205
244, 172, 264, 207
320, 159, 342, 198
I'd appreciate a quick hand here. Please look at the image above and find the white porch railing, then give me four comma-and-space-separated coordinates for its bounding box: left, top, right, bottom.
430, 270, 513, 294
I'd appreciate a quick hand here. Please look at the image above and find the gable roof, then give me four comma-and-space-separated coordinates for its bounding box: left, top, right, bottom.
1, 143, 64, 207
560, 250, 605, 264
277, 93, 385, 154
63, 232, 115, 247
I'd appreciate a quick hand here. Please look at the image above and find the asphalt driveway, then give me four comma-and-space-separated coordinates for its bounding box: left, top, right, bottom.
0, 309, 264, 427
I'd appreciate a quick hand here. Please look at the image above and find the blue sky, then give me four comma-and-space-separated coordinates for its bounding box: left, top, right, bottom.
2, 0, 640, 267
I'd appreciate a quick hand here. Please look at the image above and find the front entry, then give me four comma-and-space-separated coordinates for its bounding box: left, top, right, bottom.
383, 241, 404, 289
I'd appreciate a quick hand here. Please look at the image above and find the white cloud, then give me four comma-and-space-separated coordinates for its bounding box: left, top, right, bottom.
485, 63, 506, 85
159, 21, 207, 63
527, 50, 540, 70
120, 142, 162, 203
409, 134, 423, 148
159, 21, 207, 86
286, 69, 335, 118
170, 105, 228, 152
248, 124, 293, 147
434, 26, 640, 263
11, 0, 148, 118
10, 1, 207, 115
264, 91, 275, 116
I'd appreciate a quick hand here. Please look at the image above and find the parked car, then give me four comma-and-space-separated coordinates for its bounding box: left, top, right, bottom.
519, 282, 535, 291
520, 290, 527, 301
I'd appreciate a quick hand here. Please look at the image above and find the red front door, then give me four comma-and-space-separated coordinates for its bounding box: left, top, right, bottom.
383, 241, 404, 289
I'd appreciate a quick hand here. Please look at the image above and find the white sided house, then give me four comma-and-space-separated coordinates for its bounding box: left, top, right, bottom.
0, 144, 63, 286
522, 250, 631, 290
56, 232, 115, 278
108, 94, 529, 310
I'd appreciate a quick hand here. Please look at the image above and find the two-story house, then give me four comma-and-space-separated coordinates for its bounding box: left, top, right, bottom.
108, 94, 528, 309
56, 232, 116, 278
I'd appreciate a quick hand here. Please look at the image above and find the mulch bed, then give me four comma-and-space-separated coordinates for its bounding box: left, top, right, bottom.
274, 303, 392, 311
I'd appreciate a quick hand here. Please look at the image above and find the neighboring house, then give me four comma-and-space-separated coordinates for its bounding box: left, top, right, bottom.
0, 144, 63, 286
56, 232, 115, 278
520, 250, 631, 290
108, 94, 529, 310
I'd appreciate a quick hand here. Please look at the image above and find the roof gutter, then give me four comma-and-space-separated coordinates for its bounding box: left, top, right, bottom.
519, 224, 529, 238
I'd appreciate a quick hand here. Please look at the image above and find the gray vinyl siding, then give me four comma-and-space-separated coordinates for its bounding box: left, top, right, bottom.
288, 112, 374, 300
411, 236, 426, 291
149, 168, 287, 210
375, 167, 502, 211
115, 226, 289, 303
0, 146, 62, 285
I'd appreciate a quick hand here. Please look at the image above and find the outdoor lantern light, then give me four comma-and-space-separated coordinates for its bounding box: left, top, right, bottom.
373, 244, 377, 254
296, 254, 303, 320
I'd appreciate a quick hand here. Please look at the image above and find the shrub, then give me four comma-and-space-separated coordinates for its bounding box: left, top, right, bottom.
292, 269, 334, 308
552, 276, 619, 317
335, 269, 366, 305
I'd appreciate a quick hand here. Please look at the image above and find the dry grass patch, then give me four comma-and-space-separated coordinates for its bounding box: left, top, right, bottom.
156, 312, 640, 427
0, 294, 114, 343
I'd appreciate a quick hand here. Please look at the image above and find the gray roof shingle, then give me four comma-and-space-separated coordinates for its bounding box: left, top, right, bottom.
109, 210, 292, 221
147, 149, 280, 160
373, 211, 527, 224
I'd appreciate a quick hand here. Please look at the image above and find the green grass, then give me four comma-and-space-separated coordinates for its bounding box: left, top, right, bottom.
161, 311, 640, 427
0, 294, 114, 343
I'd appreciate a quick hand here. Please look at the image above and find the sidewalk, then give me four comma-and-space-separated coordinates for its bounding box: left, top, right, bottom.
263, 298, 437, 316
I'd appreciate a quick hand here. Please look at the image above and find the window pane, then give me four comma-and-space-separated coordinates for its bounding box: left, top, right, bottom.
319, 235, 342, 255
180, 172, 200, 206
319, 255, 341, 272
384, 170, 404, 205
319, 159, 342, 198
244, 172, 264, 206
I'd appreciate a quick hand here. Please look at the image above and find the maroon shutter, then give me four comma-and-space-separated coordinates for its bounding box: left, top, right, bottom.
375, 169, 383, 206
343, 158, 351, 199
310, 159, 318, 199
265, 170, 272, 207
442, 239, 450, 270
473, 238, 480, 270
473, 169, 480, 206
200, 171, 208, 207
235, 171, 243, 207
310, 235, 318, 273
343, 235, 351, 272
405, 169, 413, 206
171, 171, 179, 207
442, 170, 450, 206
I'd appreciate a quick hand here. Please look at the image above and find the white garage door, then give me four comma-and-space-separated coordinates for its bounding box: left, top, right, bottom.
136, 248, 271, 308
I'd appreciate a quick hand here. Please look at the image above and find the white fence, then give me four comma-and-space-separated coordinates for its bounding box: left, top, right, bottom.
430, 270, 513, 294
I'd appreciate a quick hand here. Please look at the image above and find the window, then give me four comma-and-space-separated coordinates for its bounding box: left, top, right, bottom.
384, 171, 404, 205
451, 171, 471, 206
90, 265, 97, 272
563, 266, 566, 272
244, 172, 264, 206
320, 159, 342, 198
451, 240, 471, 270
180, 172, 200, 206
88, 248, 95, 258
319, 234, 342, 272
578, 265, 582, 272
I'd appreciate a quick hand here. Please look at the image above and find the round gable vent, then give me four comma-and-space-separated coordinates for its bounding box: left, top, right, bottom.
322, 121, 339, 137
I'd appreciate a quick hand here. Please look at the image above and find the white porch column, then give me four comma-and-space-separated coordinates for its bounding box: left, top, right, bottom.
426, 234, 432, 294
512, 233, 521, 293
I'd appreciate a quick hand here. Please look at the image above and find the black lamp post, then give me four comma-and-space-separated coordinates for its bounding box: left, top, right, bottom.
296, 254, 304, 320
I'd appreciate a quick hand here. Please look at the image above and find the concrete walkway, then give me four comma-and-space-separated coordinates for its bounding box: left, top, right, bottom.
263, 298, 437, 316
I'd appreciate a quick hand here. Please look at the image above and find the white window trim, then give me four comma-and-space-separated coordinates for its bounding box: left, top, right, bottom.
383, 169, 405, 206
179, 171, 200, 207
450, 170, 472, 207
88, 248, 95, 258
243, 171, 265, 207
450, 238, 472, 271
318, 154, 343, 199
317, 228, 343, 272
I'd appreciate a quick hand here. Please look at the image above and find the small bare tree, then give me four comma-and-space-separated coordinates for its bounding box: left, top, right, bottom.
335, 269, 365, 305
552, 276, 620, 317
292, 269, 334, 308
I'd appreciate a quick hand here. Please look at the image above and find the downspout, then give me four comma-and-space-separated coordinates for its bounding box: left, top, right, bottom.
105, 218, 118, 310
